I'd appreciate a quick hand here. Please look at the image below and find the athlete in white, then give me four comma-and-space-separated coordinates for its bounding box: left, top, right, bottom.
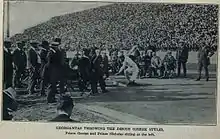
116, 46, 139, 83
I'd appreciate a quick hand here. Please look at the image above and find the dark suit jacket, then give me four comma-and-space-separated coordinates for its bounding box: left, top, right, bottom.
176, 46, 189, 63
46, 47, 65, 81
91, 55, 103, 75
28, 48, 38, 68
50, 114, 78, 122
13, 48, 27, 69
198, 47, 214, 66
4, 48, 13, 80
47, 47, 64, 68
78, 56, 91, 80
40, 49, 49, 65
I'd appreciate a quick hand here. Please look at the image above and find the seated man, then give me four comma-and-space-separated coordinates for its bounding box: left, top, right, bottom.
151, 52, 162, 77
50, 95, 78, 122
161, 51, 176, 78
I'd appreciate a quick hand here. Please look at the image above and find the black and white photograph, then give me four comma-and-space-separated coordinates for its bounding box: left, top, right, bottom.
2, 0, 218, 125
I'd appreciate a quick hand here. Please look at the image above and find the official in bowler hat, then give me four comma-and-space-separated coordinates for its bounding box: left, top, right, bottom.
28, 40, 41, 94
47, 40, 65, 103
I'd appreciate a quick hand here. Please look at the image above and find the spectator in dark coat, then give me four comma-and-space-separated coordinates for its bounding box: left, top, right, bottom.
176, 42, 189, 77
196, 44, 214, 81
90, 48, 108, 95
50, 95, 78, 122
78, 48, 91, 91
28, 40, 41, 94
39, 41, 50, 96
47, 40, 65, 103
4, 39, 13, 89
102, 52, 109, 79
13, 41, 27, 88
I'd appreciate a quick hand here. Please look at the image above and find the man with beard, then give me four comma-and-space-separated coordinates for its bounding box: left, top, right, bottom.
47, 39, 65, 103
28, 40, 41, 94
13, 41, 27, 88
4, 39, 13, 89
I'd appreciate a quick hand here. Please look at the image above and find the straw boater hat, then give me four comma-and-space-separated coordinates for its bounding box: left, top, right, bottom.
51, 41, 60, 46
30, 40, 39, 45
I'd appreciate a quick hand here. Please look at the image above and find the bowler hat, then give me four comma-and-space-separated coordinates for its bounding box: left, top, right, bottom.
40, 40, 49, 47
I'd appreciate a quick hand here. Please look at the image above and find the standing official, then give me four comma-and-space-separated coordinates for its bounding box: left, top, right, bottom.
196, 44, 214, 81
3, 39, 13, 89
176, 42, 189, 77
78, 48, 91, 91
90, 48, 108, 95
13, 41, 27, 88
39, 41, 50, 96
47, 39, 65, 103
102, 52, 109, 79
28, 40, 41, 94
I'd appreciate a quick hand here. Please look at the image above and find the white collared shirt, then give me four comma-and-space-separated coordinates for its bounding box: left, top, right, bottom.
4, 47, 9, 53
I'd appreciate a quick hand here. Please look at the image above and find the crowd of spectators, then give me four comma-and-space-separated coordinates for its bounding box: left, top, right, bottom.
10, 3, 218, 52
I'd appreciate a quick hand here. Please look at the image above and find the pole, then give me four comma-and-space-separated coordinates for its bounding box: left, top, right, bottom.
6, 0, 10, 38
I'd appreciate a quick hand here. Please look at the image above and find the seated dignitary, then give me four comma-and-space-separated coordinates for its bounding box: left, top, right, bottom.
13, 41, 27, 88
50, 95, 78, 122
162, 51, 176, 78
151, 52, 163, 77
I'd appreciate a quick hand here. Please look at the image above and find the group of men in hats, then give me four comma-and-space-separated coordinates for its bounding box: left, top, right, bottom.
3, 38, 66, 103
28, 38, 65, 103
